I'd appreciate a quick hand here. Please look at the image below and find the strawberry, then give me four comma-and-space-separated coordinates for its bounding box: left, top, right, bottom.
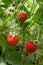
6, 35, 18, 46
18, 11, 27, 23
26, 41, 38, 53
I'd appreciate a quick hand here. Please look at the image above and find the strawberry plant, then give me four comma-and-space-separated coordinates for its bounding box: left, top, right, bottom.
0, 0, 43, 65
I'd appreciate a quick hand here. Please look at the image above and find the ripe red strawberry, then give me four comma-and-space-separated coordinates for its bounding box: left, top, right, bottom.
6, 35, 18, 46
18, 11, 27, 23
26, 41, 38, 53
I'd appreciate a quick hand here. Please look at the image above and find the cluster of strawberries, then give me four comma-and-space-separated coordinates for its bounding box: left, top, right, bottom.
6, 11, 38, 53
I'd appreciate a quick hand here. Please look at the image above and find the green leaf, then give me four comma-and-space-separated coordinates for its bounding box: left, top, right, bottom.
2, 0, 12, 8
5, 50, 22, 65
0, 34, 7, 52
37, 20, 43, 25
32, 5, 43, 24
36, 0, 43, 3
0, 0, 2, 2
0, 57, 6, 65
36, 5, 43, 25
30, 54, 36, 62
26, 0, 32, 7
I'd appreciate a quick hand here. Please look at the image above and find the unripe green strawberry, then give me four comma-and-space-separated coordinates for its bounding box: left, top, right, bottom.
26, 41, 38, 53
6, 35, 18, 46
18, 11, 27, 23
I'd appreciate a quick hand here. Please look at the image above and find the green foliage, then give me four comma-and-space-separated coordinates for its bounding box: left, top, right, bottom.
0, 57, 6, 65
0, 0, 43, 65
5, 50, 22, 65
0, 34, 7, 52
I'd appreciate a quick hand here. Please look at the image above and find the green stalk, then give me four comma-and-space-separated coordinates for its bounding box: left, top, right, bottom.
22, 26, 25, 65
23, 30, 25, 47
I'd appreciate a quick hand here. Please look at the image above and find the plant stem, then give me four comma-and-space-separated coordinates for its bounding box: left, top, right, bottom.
22, 26, 25, 65
23, 27, 25, 47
